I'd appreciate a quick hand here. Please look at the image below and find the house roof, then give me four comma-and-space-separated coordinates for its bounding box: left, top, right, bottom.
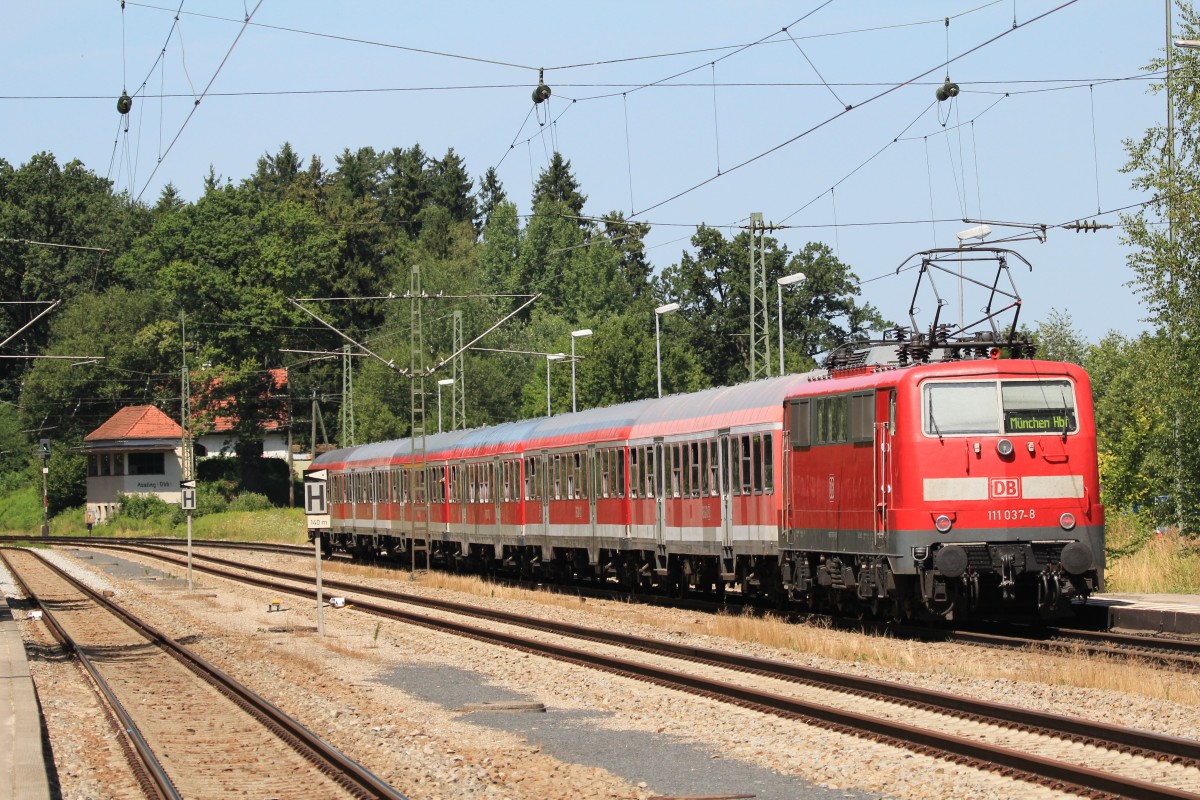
85, 405, 183, 442
201, 368, 288, 434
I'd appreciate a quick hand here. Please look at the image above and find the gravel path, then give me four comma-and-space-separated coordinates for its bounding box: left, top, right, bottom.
10, 544, 1200, 800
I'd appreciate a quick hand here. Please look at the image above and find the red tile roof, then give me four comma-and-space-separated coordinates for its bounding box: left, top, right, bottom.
198, 368, 288, 433
85, 405, 183, 442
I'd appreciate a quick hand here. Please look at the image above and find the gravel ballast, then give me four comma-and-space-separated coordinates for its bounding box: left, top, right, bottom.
9, 544, 1200, 800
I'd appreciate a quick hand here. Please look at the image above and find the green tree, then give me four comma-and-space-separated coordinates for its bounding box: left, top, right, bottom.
1120, 3, 1200, 533
428, 147, 475, 224
532, 152, 586, 219
658, 228, 885, 387
1085, 332, 1173, 517
1035, 309, 1090, 365
475, 166, 507, 231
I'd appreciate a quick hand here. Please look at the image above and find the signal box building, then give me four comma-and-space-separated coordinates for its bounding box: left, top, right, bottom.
83, 405, 184, 523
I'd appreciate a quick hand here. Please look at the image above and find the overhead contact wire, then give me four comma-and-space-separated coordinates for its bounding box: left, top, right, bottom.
633, 2, 1077, 218
136, 0, 264, 202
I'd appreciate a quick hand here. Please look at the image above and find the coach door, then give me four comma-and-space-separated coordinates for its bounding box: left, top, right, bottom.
492, 457, 502, 530
874, 389, 895, 548
539, 451, 551, 536
654, 440, 666, 551
718, 431, 733, 548
587, 445, 598, 552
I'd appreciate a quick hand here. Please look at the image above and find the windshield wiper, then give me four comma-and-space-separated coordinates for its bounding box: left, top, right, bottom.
929, 398, 944, 441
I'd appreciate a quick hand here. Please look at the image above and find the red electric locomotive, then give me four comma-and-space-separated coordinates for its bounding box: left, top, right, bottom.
310, 249, 1104, 621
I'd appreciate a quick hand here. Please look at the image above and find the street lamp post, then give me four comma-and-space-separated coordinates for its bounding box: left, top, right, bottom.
776, 272, 805, 376
436, 378, 455, 433
955, 224, 991, 331
570, 329, 592, 413
546, 353, 565, 415
654, 303, 680, 398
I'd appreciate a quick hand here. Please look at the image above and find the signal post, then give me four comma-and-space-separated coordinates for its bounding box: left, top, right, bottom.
180, 479, 196, 590
305, 469, 330, 636
38, 438, 50, 537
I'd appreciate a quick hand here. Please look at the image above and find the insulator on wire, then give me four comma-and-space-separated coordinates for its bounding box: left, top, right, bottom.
1065, 220, 1111, 233
532, 67, 551, 104
117, 91, 133, 115
935, 77, 960, 102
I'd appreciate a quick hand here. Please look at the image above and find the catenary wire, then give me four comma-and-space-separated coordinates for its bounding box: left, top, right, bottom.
628, 0, 1079, 219
135, 0, 264, 202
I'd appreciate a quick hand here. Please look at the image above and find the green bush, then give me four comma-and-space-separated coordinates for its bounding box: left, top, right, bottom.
115, 492, 172, 520
228, 492, 272, 513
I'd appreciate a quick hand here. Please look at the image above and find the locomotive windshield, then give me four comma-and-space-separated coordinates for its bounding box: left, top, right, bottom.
923, 378, 1077, 436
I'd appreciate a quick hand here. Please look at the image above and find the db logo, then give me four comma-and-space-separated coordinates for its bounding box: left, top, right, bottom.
990, 478, 1021, 499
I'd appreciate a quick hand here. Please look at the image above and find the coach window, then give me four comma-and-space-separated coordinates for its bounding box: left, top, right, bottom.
790, 399, 811, 448
750, 435, 762, 494
729, 438, 741, 496
616, 449, 626, 498
762, 434, 774, 493
648, 445, 660, 498
699, 441, 710, 496
664, 444, 676, 498
689, 442, 702, 497
850, 393, 874, 442
597, 450, 609, 498
707, 440, 720, 496
737, 435, 751, 494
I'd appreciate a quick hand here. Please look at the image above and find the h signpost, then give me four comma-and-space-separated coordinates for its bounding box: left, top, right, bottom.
181, 479, 196, 590
305, 469, 329, 636
38, 439, 50, 537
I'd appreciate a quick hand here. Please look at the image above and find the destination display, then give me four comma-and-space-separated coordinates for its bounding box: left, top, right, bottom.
1004, 409, 1075, 434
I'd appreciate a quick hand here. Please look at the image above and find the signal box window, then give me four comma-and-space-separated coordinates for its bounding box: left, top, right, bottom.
127, 452, 164, 476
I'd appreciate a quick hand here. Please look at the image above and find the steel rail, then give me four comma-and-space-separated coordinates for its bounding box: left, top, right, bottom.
0, 549, 179, 800
90, 541, 1200, 800
1, 547, 408, 800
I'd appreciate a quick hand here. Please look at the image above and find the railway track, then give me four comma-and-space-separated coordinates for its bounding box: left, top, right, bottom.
8, 534, 1198, 669
151, 535, 1200, 670
66, 540, 1200, 800
919, 624, 1200, 671
0, 547, 406, 800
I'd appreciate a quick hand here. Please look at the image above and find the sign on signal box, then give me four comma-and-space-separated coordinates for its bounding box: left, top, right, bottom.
305, 469, 330, 529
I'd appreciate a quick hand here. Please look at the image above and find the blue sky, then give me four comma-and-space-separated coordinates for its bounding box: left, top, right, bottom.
0, 1, 1175, 343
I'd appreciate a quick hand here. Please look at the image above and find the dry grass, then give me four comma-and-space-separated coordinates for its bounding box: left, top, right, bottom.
1106, 526, 1200, 594
380, 569, 1200, 707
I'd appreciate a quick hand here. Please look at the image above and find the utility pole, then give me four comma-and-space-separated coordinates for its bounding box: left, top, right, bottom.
748, 212, 771, 380
286, 367, 294, 508
409, 264, 430, 573
341, 343, 355, 447
180, 311, 194, 482
38, 438, 50, 537
451, 310, 465, 431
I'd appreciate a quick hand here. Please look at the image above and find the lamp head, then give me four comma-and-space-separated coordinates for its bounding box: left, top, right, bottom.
956, 224, 992, 242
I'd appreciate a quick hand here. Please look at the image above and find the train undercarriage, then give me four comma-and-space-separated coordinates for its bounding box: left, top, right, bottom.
315, 530, 1101, 623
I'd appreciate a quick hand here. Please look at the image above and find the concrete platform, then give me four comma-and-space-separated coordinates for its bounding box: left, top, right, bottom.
1, 597, 54, 800
1080, 593, 1200, 635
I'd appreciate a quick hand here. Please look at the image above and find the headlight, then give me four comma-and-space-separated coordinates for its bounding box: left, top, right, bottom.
1059, 512, 1076, 531
997, 438, 1014, 456
934, 514, 953, 533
